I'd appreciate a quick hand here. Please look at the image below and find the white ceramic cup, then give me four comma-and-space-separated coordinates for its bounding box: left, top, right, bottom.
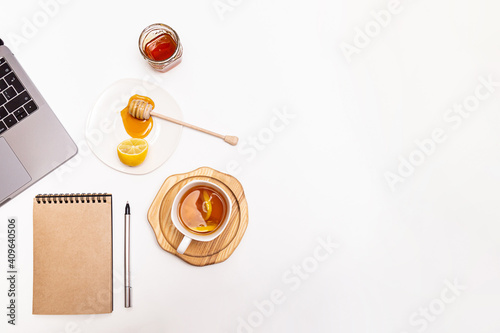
171, 180, 232, 254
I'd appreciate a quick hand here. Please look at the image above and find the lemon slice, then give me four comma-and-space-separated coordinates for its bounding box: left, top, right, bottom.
194, 222, 218, 233
202, 190, 213, 220
117, 138, 149, 167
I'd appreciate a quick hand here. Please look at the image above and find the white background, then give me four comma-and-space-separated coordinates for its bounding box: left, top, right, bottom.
2, 0, 500, 332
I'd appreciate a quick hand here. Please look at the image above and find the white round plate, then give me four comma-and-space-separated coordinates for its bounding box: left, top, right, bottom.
85, 78, 183, 175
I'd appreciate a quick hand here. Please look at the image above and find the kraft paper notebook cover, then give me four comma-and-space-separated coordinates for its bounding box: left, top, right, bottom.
33, 193, 113, 315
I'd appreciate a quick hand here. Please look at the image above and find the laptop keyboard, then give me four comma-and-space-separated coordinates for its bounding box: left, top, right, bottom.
0, 57, 38, 135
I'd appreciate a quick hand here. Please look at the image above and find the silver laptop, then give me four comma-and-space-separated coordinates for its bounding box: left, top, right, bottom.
0, 39, 77, 206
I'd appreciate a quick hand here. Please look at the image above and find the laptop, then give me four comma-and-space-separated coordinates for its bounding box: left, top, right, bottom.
0, 39, 77, 206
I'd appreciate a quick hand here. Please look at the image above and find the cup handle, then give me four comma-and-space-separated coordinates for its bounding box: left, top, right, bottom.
177, 236, 192, 254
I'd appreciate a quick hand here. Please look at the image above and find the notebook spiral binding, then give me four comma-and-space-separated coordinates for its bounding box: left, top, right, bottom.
35, 193, 110, 204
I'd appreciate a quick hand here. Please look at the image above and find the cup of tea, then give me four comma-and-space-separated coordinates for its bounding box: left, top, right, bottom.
171, 180, 232, 254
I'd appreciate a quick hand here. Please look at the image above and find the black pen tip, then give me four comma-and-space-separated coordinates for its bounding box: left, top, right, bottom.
125, 202, 130, 215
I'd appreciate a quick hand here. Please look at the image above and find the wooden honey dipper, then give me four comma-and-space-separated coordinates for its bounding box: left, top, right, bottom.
128, 98, 239, 146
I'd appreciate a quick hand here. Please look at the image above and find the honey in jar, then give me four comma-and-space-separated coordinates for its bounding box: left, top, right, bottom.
144, 34, 177, 61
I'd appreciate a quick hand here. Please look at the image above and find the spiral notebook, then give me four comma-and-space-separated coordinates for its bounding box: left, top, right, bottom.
33, 193, 113, 315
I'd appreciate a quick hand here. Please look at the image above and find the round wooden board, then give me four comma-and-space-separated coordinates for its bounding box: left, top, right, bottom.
147, 167, 249, 266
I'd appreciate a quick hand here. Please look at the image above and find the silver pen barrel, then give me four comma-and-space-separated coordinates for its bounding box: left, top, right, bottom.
125, 202, 131, 308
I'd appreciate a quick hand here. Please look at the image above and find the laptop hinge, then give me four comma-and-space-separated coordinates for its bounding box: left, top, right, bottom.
0, 198, 11, 207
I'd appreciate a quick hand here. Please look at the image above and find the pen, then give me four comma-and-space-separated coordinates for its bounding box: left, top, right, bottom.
124, 202, 131, 308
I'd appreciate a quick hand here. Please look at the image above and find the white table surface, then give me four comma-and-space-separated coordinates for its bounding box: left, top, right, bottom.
2, 0, 500, 332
